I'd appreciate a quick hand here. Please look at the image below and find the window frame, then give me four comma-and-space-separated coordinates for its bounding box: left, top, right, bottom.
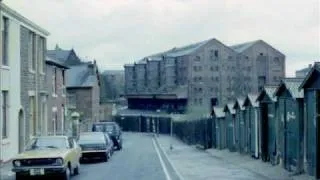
2, 16, 9, 66
2, 91, 9, 139
28, 31, 36, 72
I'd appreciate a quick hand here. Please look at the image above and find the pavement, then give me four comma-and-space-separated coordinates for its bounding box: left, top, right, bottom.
156, 134, 313, 180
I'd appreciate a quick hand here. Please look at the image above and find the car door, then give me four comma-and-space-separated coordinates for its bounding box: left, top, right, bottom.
104, 134, 112, 151
73, 139, 82, 159
67, 138, 79, 168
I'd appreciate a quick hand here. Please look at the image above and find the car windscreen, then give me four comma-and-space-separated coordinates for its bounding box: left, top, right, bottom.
26, 137, 67, 150
92, 123, 115, 133
105, 124, 115, 132
78, 134, 105, 144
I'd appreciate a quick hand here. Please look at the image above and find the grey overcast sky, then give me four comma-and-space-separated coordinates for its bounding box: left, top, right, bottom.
5, 0, 320, 76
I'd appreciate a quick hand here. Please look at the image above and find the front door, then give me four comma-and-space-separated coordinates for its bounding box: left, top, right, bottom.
261, 103, 268, 161
316, 90, 320, 179
18, 110, 25, 153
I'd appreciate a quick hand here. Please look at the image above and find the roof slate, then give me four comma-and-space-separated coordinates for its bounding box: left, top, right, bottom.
230, 40, 259, 53
243, 94, 259, 107
66, 63, 97, 88
141, 38, 213, 61
45, 56, 69, 69
233, 98, 245, 110
299, 62, 320, 89
47, 49, 71, 62
257, 85, 278, 102
224, 103, 236, 114
275, 78, 304, 98
213, 107, 225, 118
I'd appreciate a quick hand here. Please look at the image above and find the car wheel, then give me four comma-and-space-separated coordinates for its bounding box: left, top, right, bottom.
16, 173, 27, 180
73, 160, 80, 175
61, 166, 71, 180
102, 153, 108, 162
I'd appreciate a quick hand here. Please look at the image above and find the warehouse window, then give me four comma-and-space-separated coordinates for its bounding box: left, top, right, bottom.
214, 50, 219, 57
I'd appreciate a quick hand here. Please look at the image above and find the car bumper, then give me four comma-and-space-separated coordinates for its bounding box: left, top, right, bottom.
81, 150, 107, 159
12, 166, 66, 175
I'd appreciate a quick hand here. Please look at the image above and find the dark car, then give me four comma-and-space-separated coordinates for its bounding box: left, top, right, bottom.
78, 132, 113, 162
92, 122, 123, 150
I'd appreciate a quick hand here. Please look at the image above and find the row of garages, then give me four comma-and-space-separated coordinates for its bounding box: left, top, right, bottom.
173, 63, 320, 179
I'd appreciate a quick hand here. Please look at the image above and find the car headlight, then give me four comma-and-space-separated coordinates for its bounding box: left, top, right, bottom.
13, 160, 21, 167
54, 158, 63, 166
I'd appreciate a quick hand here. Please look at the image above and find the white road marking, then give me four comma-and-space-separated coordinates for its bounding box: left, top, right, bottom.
152, 138, 172, 180
154, 138, 185, 180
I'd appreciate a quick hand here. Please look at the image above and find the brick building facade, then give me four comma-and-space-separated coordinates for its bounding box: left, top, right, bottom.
124, 38, 285, 113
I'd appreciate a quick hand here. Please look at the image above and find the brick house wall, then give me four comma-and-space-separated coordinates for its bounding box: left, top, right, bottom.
46, 62, 67, 135
20, 26, 47, 142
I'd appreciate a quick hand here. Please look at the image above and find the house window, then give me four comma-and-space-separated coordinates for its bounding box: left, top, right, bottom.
67, 94, 76, 108
52, 68, 57, 95
62, 70, 66, 95
274, 57, 280, 66
40, 95, 47, 135
28, 32, 36, 71
215, 77, 219, 81
38, 37, 45, 73
215, 66, 219, 71
198, 66, 202, 71
199, 88, 203, 93
199, 76, 202, 81
193, 66, 197, 71
259, 53, 264, 56
29, 96, 36, 136
194, 98, 198, 105
2, 16, 9, 66
214, 50, 219, 57
2, 91, 8, 138
199, 98, 203, 105
210, 66, 214, 71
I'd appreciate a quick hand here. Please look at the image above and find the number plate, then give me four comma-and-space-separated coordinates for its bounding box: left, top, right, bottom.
30, 168, 45, 176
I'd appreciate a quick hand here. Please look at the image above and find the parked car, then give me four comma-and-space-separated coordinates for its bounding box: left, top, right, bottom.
11, 136, 81, 180
92, 121, 123, 150
78, 132, 113, 162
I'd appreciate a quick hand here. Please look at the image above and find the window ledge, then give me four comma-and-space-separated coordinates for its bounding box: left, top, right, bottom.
52, 93, 58, 98
1, 65, 10, 70
29, 69, 36, 74
40, 72, 45, 76
1, 138, 10, 145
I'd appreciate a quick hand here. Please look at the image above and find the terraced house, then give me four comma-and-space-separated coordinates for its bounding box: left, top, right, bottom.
124, 38, 285, 114
0, 3, 49, 162
45, 56, 69, 135
48, 46, 101, 131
